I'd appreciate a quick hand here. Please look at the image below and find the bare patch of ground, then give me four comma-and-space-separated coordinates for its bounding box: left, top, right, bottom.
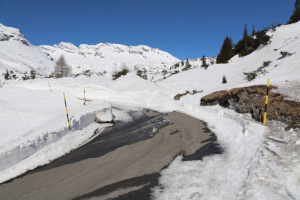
200, 85, 300, 129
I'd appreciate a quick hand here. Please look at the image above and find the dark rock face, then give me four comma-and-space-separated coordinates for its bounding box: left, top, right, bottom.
20, 39, 30, 46
201, 85, 300, 130
0, 34, 10, 41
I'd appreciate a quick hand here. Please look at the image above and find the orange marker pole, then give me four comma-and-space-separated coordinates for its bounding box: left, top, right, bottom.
263, 79, 270, 125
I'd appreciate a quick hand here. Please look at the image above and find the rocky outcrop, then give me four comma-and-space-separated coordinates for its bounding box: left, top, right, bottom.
174, 90, 203, 101
0, 24, 30, 45
201, 85, 300, 130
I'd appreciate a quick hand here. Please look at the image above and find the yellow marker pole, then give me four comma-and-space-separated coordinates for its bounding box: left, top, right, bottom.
84, 86, 86, 107
48, 81, 52, 92
63, 92, 71, 130
263, 79, 270, 124
0, 80, 2, 88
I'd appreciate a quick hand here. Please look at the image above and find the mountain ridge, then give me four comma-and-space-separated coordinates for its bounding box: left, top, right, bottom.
0, 23, 181, 80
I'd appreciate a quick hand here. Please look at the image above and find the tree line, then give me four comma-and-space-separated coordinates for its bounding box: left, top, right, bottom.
216, 0, 300, 64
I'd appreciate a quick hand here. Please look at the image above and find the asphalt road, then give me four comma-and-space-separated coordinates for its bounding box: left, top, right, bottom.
0, 108, 221, 200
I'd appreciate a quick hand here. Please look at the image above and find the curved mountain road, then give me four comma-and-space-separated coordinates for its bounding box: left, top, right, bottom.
0, 108, 220, 200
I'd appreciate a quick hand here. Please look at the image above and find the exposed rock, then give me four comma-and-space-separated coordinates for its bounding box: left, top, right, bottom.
201, 85, 300, 130
174, 90, 203, 101
174, 94, 184, 100
0, 34, 10, 41
20, 40, 30, 46
200, 90, 230, 106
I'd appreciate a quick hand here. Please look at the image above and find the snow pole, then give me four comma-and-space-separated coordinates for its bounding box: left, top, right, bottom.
263, 79, 270, 125
63, 92, 71, 130
48, 81, 52, 92
84, 86, 86, 107
0, 80, 2, 88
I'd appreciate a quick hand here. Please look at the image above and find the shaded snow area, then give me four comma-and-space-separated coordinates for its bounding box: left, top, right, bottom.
0, 21, 299, 199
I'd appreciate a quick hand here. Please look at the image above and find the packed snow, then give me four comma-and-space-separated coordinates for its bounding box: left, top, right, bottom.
0, 20, 300, 200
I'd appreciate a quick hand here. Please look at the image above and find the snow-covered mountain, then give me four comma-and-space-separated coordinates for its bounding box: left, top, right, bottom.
40, 42, 179, 75
0, 23, 180, 79
0, 24, 54, 76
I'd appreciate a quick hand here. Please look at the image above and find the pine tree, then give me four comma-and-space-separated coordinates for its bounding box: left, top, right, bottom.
222, 76, 227, 84
186, 58, 191, 68
288, 0, 300, 24
30, 69, 36, 79
216, 36, 233, 64
53, 55, 72, 78
252, 25, 256, 37
201, 55, 208, 69
243, 24, 249, 39
4, 69, 11, 80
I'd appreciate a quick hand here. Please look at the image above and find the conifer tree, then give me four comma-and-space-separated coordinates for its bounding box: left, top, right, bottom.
4, 69, 11, 80
252, 25, 256, 37
216, 36, 233, 64
30, 69, 36, 79
243, 24, 249, 39
288, 0, 300, 24
201, 55, 208, 69
222, 76, 227, 84
186, 58, 191, 68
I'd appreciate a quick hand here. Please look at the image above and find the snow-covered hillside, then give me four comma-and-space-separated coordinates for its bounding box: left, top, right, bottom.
0, 21, 299, 199
0, 23, 180, 80
158, 22, 300, 102
0, 24, 54, 76
40, 42, 179, 76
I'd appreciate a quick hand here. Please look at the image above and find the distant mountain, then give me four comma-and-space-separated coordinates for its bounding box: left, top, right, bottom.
39, 42, 180, 76
0, 23, 180, 80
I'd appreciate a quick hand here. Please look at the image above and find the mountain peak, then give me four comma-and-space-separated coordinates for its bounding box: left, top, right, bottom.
54, 42, 78, 52
0, 23, 30, 46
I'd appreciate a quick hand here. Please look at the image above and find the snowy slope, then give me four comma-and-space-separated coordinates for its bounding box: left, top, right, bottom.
0, 24, 55, 76
158, 22, 300, 104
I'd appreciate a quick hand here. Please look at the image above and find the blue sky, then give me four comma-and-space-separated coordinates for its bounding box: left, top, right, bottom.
0, 0, 295, 60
